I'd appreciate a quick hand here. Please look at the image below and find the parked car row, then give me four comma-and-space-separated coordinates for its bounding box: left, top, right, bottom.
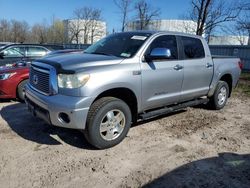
0, 49, 82, 101
0, 43, 64, 67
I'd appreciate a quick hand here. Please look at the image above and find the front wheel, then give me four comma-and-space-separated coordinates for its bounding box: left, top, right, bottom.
208, 81, 229, 110
17, 79, 28, 102
84, 97, 132, 149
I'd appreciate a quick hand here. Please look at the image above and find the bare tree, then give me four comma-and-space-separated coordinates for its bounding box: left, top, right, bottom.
31, 22, 48, 44
219, 2, 250, 45
88, 8, 103, 44
89, 19, 105, 44
0, 19, 29, 43
29, 18, 65, 44
68, 7, 102, 44
134, 0, 160, 30
236, 3, 250, 45
0, 19, 11, 42
187, 0, 242, 37
47, 18, 65, 44
221, 25, 248, 45
0, 17, 65, 44
114, 0, 133, 31
67, 18, 83, 44
70, 7, 101, 44
10, 20, 29, 43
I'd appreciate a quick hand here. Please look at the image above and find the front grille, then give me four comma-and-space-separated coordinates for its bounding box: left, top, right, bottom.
30, 65, 50, 95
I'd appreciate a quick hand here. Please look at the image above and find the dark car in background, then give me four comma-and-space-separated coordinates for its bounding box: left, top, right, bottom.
0, 49, 82, 101
0, 44, 63, 67
0, 62, 29, 101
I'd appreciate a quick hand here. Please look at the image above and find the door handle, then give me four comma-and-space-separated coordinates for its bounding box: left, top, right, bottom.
206, 63, 213, 68
174, 64, 183, 70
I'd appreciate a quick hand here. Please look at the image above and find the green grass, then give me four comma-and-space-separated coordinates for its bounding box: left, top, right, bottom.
240, 72, 250, 81
234, 83, 250, 97
234, 73, 250, 97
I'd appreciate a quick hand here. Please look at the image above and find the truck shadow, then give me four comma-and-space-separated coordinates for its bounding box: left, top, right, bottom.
1, 103, 95, 150
1, 102, 209, 150
143, 152, 250, 188
1, 103, 187, 149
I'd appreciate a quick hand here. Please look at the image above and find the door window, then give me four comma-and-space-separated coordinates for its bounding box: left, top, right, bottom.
26, 47, 47, 57
181, 36, 205, 59
3, 47, 25, 57
146, 35, 178, 60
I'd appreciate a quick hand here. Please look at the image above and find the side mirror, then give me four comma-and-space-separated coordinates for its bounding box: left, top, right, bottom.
145, 48, 172, 61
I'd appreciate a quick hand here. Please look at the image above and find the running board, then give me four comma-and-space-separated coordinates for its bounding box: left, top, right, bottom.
139, 98, 209, 120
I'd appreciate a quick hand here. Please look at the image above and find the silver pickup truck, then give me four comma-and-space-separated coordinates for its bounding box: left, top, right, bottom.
25, 31, 241, 149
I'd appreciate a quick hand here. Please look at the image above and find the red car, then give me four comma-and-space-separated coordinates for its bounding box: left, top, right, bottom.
0, 62, 29, 101
0, 49, 83, 101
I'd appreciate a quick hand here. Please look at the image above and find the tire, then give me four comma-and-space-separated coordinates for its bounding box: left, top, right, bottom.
208, 81, 229, 110
84, 97, 132, 149
17, 79, 28, 102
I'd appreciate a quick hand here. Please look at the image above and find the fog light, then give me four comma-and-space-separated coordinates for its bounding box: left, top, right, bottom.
58, 112, 70, 124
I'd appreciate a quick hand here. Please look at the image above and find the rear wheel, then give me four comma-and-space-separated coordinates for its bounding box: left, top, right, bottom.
17, 79, 28, 102
208, 81, 229, 110
84, 97, 132, 149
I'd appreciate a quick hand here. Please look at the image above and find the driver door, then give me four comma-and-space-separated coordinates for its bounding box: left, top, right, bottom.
141, 35, 184, 110
0, 46, 26, 66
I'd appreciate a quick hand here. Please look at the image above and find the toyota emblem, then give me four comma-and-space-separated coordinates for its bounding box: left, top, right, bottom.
33, 75, 39, 85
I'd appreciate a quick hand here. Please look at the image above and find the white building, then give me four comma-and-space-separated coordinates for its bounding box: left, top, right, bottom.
209, 35, 249, 45
64, 19, 106, 44
126, 19, 197, 35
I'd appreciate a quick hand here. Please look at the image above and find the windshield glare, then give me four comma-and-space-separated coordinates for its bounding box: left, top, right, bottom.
84, 32, 152, 58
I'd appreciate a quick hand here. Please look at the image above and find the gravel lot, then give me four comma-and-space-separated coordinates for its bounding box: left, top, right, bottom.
0, 86, 250, 187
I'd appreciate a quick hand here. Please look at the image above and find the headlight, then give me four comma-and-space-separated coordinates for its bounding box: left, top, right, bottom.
58, 73, 90, 89
0, 73, 16, 80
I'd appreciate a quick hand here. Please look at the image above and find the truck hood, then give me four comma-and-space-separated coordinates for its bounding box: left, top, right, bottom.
39, 53, 124, 72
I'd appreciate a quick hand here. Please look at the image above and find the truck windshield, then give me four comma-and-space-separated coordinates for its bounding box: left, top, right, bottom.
84, 32, 152, 58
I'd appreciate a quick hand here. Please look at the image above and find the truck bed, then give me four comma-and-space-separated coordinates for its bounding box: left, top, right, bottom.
212, 55, 237, 59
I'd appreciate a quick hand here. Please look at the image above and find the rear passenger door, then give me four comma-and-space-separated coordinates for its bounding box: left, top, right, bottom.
26, 46, 48, 60
179, 36, 213, 102
141, 35, 184, 110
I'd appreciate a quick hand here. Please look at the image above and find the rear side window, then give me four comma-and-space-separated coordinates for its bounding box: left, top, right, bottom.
26, 47, 48, 57
147, 35, 178, 60
181, 36, 205, 59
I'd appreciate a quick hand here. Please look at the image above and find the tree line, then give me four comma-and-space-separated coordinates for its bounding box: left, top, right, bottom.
0, 0, 249, 44
0, 18, 66, 44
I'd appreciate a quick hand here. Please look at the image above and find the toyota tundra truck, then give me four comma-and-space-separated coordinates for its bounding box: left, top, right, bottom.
25, 31, 241, 149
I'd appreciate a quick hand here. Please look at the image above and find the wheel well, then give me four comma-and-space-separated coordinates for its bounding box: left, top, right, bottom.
94, 88, 138, 123
220, 74, 232, 97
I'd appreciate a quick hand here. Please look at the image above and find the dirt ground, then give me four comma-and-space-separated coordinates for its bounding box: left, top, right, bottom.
0, 89, 250, 188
